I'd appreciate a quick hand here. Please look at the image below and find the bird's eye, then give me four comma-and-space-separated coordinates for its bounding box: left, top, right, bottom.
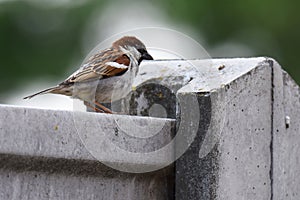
138, 48, 147, 54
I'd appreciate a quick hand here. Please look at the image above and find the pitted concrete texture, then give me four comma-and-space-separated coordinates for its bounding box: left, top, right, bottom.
216, 63, 272, 199
0, 105, 174, 165
272, 61, 300, 199
0, 105, 174, 199
174, 58, 300, 200
128, 57, 269, 118
0, 154, 173, 200
1, 57, 299, 199
175, 58, 272, 199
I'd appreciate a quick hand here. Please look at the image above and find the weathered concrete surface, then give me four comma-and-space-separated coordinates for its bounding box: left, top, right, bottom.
273, 61, 300, 199
172, 58, 300, 200
1, 57, 299, 199
0, 105, 174, 199
0, 154, 174, 200
119, 57, 284, 199
174, 58, 272, 200
216, 63, 272, 200
130, 58, 273, 118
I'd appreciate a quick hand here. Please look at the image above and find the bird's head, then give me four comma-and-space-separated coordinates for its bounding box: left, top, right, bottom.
112, 36, 153, 64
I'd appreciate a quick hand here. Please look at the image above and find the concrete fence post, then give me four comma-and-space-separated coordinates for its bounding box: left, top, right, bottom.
0, 57, 299, 199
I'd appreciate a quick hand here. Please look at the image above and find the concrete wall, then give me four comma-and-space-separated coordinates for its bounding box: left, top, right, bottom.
273, 62, 300, 199
0, 105, 174, 200
0, 57, 299, 199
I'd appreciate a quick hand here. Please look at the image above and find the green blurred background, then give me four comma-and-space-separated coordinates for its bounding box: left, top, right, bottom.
0, 0, 299, 106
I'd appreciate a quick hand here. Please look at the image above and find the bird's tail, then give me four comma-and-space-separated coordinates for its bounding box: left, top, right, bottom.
23, 86, 60, 99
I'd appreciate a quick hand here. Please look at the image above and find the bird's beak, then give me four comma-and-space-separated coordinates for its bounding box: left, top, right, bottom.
142, 51, 153, 60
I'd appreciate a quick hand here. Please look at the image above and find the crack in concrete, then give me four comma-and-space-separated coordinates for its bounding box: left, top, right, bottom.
268, 58, 274, 200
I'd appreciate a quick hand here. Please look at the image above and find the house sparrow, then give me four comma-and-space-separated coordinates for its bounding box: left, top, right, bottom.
23, 36, 153, 113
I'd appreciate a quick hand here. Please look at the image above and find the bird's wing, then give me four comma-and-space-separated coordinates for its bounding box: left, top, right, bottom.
62, 48, 130, 84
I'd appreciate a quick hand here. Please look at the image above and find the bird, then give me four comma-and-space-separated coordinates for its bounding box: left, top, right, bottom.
23, 36, 153, 113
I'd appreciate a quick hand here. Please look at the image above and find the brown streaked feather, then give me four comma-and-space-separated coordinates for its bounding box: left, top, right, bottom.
115, 54, 131, 67
93, 54, 130, 76
23, 84, 71, 99
62, 49, 130, 84
112, 36, 146, 50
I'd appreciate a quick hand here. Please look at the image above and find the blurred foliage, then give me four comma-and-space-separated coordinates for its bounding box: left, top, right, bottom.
0, 0, 299, 102
0, 0, 102, 101
159, 0, 300, 75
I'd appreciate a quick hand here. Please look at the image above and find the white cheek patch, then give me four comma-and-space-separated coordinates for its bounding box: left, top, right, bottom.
105, 61, 128, 69
119, 46, 140, 66
120, 46, 129, 54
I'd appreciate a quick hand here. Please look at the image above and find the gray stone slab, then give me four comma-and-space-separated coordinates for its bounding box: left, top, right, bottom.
125, 57, 268, 118
0, 105, 174, 167
1, 57, 300, 199
0, 154, 173, 200
273, 60, 300, 199
116, 57, 275, 199
136, 57, 267, 93
173, 58, 300, 199
216, 63, 272, 200
0, 105, 175, 199
175, 58, 273, 200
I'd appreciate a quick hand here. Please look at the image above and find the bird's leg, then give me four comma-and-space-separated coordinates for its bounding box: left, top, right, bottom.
94, 101, 113, 114
84, 101, 104, 113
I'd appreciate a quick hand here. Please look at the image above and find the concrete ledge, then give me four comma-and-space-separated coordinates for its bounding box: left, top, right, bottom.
0, 105, 175, 166
273, 62, 300, 199
0, 105, 175, 199
127, 57, 268, 117
0, 153, 173, 200
1, 57, 300, 199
